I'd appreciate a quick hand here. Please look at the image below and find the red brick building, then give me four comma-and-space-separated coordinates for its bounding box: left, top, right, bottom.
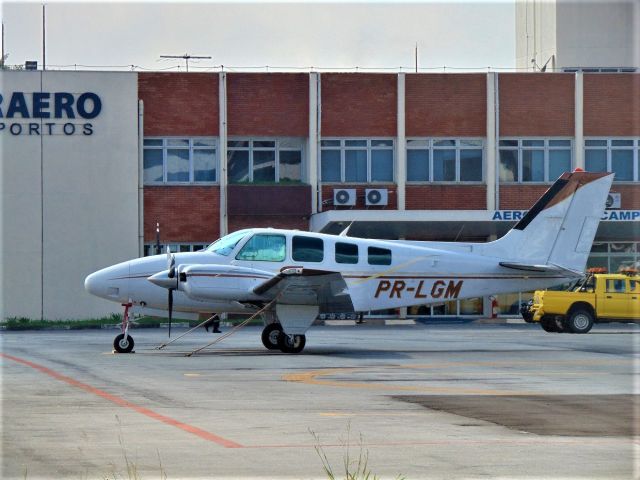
138, 71, 639, 316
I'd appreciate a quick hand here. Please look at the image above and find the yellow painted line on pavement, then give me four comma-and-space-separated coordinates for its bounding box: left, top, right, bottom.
282, 359, 630, 395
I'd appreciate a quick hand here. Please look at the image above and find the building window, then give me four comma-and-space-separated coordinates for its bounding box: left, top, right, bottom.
143, 138, 217, 184
227, 138, 304, 184
499, 138, 572, 183
585, 138, 639, 182
562, 67, 637, 73
588, 242, 640, 273
406, 138, 483, 182
320, 139, 394, 183
143, 243, 207, 257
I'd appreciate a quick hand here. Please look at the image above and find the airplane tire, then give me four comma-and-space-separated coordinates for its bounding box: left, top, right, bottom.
113, 333, 134, 353
261, 323, 282, 350
567, 309, 594, 334
278, 333, 306, 354
540, 317, 559, 333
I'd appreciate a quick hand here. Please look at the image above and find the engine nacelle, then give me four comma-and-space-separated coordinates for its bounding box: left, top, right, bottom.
179, 264, 269, 301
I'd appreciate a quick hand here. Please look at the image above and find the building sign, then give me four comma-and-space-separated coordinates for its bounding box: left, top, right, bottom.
492, 210, 640, 222
0, 91, 102, 136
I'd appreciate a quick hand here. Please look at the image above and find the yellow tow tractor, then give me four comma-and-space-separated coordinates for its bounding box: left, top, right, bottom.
521, 268, 640, 333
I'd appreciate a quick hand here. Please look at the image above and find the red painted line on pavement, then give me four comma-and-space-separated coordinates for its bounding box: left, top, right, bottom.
0, 353, 243, 449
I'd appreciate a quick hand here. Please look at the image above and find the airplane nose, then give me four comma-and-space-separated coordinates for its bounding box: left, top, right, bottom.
84, 262, 130, 301
84, 271, 101, 296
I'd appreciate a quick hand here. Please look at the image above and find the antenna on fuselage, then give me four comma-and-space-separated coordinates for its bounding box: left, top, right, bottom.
155, 222, 161, 255
339, 222, 354, 237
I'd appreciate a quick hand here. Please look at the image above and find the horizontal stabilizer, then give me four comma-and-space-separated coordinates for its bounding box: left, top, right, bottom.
499, 262, 583, 277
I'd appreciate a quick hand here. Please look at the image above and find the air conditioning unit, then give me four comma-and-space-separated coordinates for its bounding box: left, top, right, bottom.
333, 188, 356, 206
365, 188, 388, 206
606, 192, 621, 209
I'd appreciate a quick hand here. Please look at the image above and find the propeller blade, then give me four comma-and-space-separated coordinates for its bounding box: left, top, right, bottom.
168, 289, 173, 338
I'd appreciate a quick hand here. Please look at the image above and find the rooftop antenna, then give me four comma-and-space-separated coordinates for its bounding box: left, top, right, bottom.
415, 42, 418, 73
159, 53, 211, 72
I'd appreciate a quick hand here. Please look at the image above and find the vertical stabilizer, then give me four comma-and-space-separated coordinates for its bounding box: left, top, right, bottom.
484, 171, 614, 273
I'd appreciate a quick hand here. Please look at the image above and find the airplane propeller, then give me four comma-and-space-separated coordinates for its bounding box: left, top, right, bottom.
166, 247, 176, 337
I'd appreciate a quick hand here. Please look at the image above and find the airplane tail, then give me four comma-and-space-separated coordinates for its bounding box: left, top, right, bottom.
484, 171, 614, 275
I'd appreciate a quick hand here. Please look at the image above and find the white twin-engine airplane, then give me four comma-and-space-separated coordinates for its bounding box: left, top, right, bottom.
86, 170, 613, 354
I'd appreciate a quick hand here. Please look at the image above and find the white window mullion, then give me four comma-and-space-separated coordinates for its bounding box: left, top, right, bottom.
455, 142, 461, 182
366, 140, 372, 182
544, 141, 549, 182
429, 139, 434, 182
163, 139, 168, 183
274, 140, 280, 183
189, 139, 194, 183
341, 141, 346, 182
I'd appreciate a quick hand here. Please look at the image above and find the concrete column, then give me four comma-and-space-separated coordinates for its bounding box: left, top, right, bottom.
396, 73, 406, 210
219, 72, 228, 236
574, 72, 584, 170
137, 99, 145, 257
486, 73, 497, 211
309, 73, 319, 214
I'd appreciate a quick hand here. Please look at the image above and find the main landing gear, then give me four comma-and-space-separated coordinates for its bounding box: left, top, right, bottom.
113, 303, 135, 353
261, 323, 306, 354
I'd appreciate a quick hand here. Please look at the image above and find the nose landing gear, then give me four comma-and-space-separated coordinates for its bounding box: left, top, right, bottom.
113, 303, 135, 353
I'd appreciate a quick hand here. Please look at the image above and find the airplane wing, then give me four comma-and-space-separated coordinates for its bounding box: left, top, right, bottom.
253, 267, 354, 313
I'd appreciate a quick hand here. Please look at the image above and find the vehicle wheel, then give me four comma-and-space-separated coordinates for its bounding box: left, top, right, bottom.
278, 333, 306, 354
540, 317, 559, 333
520, 301, 534, 323
261, 323, 282, 350
113, 333, 134, 353
567, 309, 594, 334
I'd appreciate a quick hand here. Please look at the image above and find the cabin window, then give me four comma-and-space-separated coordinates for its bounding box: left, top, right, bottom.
606, 279, 626, 293
236, 234, 286, 262
205, 230, 250, 256
335, 242, 358, 264
368, 246, 391, 265
292, 236, 324, 262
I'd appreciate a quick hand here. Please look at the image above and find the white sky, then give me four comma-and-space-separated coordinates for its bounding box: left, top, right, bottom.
1, 1, 516, 72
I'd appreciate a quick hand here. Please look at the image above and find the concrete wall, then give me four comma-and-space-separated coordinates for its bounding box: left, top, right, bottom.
1, 71, 139, 320
516, 0, 557, 71
556, 0, 638, 69
516, 0, 638, 71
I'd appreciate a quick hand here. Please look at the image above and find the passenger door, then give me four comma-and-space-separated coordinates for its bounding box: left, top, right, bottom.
627, 279, 640, 320
600, 279, 629, 319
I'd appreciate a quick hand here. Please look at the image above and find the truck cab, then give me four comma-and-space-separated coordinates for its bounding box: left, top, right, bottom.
522, 270, 640, 333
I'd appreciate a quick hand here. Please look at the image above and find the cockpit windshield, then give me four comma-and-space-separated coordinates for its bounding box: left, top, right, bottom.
205, 230, 250, 256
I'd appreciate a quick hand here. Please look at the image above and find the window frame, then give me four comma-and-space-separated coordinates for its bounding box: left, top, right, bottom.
406, 138, 484, 183
143, 243, 208, 257
227, 137, 305, 184
499, 137, 573, 183
320, 138, 395, 184
143, 137, 218, 185
584, 137, 639, 183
